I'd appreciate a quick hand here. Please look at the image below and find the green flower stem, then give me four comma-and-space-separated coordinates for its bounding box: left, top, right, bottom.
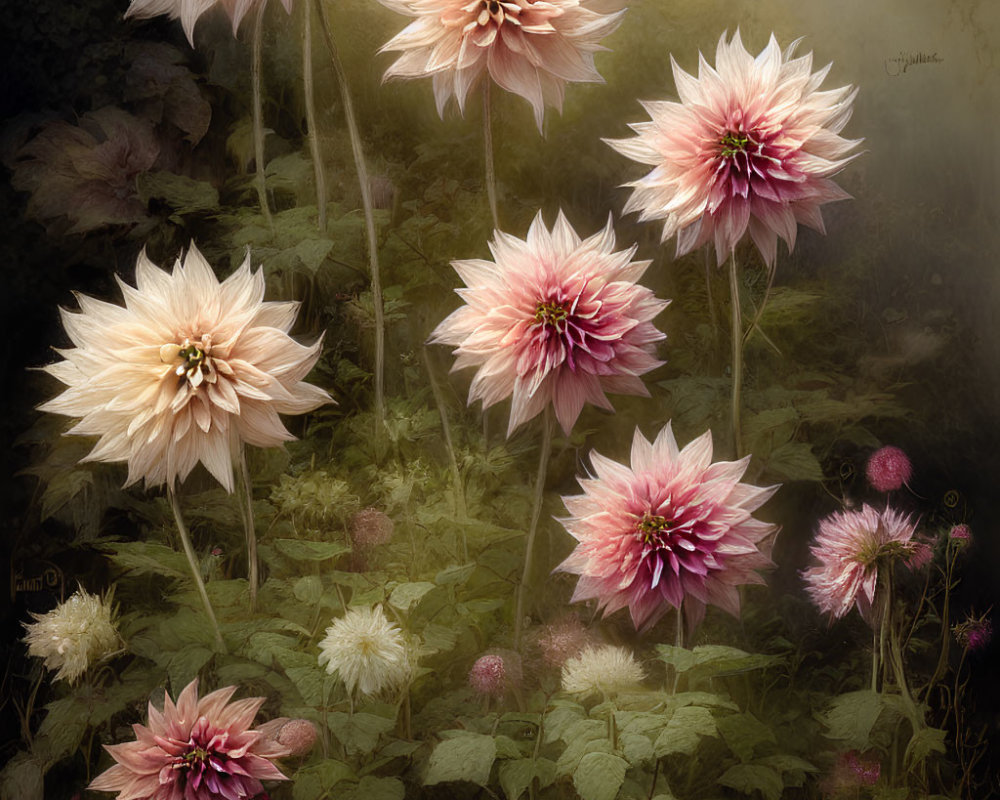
423, 346, 468, 559
514, 409, 553, 649
302, 0, 327, 232
251, 4, 273, 227
167, 487, 225, 652
929, 543, 960, 689
483, 82, 499, 230
316, 0, 385, 429
871, 623, 880, 692
728, 249, 743, 457
236, 443, 259, 610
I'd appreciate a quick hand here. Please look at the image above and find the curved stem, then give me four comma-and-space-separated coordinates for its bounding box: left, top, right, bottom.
236, 443, 259, 610
316, 2, 385, 430
302, 0, 327, 232
167, 487, 226, 652
483, 82, 499, 230
251, 4, 273, 227
514, 409, 553, 648
728, 249, 743, 457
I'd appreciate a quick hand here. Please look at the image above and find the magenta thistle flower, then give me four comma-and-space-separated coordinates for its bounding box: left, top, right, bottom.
88, 679, 289, 799
954, 613, 992, 651
555, 422, 778, 630
468, 654, 506, 697
865, 445, 912, 492
377, 0, 624, 130
430, 211, 668, 436
950, 523, 971, 545
801, 504, 918, 622
606, 30, 861, 266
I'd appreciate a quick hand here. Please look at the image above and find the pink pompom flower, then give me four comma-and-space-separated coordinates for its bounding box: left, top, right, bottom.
865, 445, 912, 492
606, 30, 861, 266
377, 0, 625, 130
801, 504, 918, 622
88, 679, 290, 799
468, 654, 507, 697
430, 211, 668, 436
555, 422, 778, 630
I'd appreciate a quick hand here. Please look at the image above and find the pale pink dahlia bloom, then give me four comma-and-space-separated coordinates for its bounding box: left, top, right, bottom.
555, 422, 778, 630
801, 504, 918, 622
377, 0, 624, 130
88, 679, 289, 799
125, 0, 292, 46
40, 244, 330, 493
429, 211, 668, 436
606, 30, 861, 266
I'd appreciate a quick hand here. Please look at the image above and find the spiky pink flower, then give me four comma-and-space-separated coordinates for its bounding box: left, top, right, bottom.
350, 508, 395, 547
125, 0, 293, 46
536, 616, 591, 667
950, 524, 971, 544
430, 211, 668, 436
40, 244, 331, 493
88, 679, 289, 799
954, 613, 992, 651
865, 445, 912, 492
377, 0, 624, 130
606, 30, 861, 266
555, 422, 778, 630
468, 654, 507, 697
801, 505, 918, 622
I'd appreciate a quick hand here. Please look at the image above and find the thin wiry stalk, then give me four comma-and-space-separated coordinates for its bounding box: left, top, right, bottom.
167, 487, 226, 652
728, 249, 743, 457
251, 4, 273, 226
423, 346, 468, 559
236, 443, 260, 610
514, 409, 553, 648
302, 0, 327, 232
316, 1, 385, 429
483, 82, 499, 230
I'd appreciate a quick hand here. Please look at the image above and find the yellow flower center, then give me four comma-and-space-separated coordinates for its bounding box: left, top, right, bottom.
719, 131, 749, 158
534, 301, 570, 328
160, 337, 214, 389
636, 511, 669, 544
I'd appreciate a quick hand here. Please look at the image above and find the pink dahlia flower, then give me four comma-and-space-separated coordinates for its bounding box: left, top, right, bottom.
430, 211, 668, 435
88, 679, 290, 799
606, 30, 861, 266
801, 504, 918, 622
125, 0, 292, 46
40, 244, 331, 492
555, 422, 778, 630
377, 0, 624, 130
865, 445, 912, 492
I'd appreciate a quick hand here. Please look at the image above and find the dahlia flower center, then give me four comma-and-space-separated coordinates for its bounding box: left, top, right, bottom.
160, 337, 216, 389
853, 535, 912, 568
465, 0, 525, 29
719, 131, 750, 158
636, 511, 670, 542
633, 509, 717, 590
534, 300, 570, 329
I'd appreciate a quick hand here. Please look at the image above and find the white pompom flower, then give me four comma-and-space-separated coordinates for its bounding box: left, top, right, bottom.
561, 644, 644, 698
318, 605, 411, 698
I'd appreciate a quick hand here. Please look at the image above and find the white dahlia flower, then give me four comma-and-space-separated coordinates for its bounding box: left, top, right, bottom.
40, 244, 331, 493
561, 644, 644, 698
23, 588, 120, 684
318, 605, 411, 698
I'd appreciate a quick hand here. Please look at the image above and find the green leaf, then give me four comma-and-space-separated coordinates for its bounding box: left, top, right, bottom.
39, 468, 93, 520
499, 759, 533, 800
104, 542, 189, 580
716, 713, 776, 763
421, 624, 458, 653
573, 752, 627, 800
354, 776, 404, 800
291, 759, 355, 800
387, 581, 435, 612
763, 441, 825, 482
556, 720, 613, 775
820, 691, 883, 750
35, 697, 86, 765
167, 644, 214, 690
293, 238, 335, 274
904, 726, 947, 770
717, 764, 784, 800
756, 754, 818, 774
435, 563, 476, 586
328, 712, 395, 756
424, 731, 497, 786
136, 171, 219, 214
619, 731, 655, 767
274, 539, 352, 561
494, 735, 525, 759
293, 575, 323, 605
653, 706, 717, 757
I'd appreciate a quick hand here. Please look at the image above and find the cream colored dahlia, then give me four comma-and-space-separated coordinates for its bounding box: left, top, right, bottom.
561, 644, 644, 698
318, 605, 411, 697
23, 588, 119, 684
40, 244, 331, 493
125, 0, 293, 46
606, 30, 861, 266
377, 0, 624, 129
